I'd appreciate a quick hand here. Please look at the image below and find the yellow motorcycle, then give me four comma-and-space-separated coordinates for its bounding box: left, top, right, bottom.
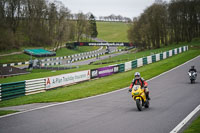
131, 85, 150, 111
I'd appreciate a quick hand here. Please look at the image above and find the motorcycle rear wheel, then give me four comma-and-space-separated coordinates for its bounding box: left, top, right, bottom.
191, 79, 195, 84
136, 99, 142, 111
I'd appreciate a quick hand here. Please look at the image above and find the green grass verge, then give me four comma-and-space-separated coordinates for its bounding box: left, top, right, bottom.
184, 116, 200, 133
0, 49, 199, 108
0, 53, 32, 64
97, 22, 129, 42
0, 110, 18, 116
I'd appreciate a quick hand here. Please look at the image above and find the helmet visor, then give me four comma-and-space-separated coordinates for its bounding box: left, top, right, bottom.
135, 75, 140, 79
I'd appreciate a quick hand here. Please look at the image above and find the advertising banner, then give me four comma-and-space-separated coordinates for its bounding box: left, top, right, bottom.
113, 65, 119, 73
72, 42, 135, 47
90, 66, 119, 79
98, 66, 114, 78
46, 70, 90, 89
91, 69, 98, 79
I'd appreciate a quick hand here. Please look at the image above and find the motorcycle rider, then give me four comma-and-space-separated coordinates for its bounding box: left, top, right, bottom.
129, 72, 151, 100
189, 66, 197, 73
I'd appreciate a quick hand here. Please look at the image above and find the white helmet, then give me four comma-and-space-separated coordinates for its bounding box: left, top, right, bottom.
134, 72, 140, 79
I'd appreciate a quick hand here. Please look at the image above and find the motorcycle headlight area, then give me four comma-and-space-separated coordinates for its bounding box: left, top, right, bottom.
133, 85, 140, 91
134, 92, 139, 95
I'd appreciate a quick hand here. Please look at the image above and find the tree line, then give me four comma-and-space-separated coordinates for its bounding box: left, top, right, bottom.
128, 0, 200, 49
0, 0, 98, 51
99, 14, 131, 22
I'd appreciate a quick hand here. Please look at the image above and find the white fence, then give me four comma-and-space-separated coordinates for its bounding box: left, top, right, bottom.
137, 58, 143, 67
163, 52, 167, 59
147, 56, 152, 64
156, 54, 160, 61
25, 78, 46, 95
125, 61, 132, 71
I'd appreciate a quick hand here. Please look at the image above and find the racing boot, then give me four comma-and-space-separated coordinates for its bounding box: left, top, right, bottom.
146, 92, 151, 100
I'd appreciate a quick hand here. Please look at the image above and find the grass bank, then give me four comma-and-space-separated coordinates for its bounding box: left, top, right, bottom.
184, 115, 200, 133
0, 110, 18, 116
97, 22, 129, 42
0, 46, 100, 64
0, 48, 199, 108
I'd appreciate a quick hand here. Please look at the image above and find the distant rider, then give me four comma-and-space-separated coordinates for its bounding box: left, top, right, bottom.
189, 66, 197, 73
129, 72, 151, 100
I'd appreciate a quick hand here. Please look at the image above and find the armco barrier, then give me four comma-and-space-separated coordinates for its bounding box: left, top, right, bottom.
1, 81, 25, 100
25, 78, 46, 95
137, 58, 143, 67
125, 61, 132, 71
175, 48, 177, 54
143, 57, 148, 65
0, 84, 1, 101
118, 63, 125, 72
156, 54, 160, 61
169, 50, 173, 57
132, 60, 137, 69
172, 49, 175, 55
152, 55, 156, 63
163, 52, 167, 59
167, 51, 169, 58
147, 56, 152, 64
160, 53, 163, 60
177, 48, 179, 54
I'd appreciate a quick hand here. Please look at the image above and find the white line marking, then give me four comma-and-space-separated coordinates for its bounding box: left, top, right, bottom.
0, 55, 199, 119
170, 104, 200, 133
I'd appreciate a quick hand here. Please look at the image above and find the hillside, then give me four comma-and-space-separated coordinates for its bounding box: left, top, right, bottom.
96, 22, 129, 42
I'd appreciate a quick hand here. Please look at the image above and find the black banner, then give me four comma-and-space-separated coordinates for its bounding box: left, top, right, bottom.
72, 42, 135, 47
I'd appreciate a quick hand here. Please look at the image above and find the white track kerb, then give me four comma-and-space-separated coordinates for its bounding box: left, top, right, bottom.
170, 104, 200, 133
0, 56, 200, 133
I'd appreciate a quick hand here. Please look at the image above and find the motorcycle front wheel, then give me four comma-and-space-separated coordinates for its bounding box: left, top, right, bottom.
136, 99, 142, 111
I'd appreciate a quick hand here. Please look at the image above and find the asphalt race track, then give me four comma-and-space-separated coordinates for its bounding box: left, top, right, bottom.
0, 56, 200, 133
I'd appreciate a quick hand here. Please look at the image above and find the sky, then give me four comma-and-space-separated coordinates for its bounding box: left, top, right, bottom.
59, 0, 170, 19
